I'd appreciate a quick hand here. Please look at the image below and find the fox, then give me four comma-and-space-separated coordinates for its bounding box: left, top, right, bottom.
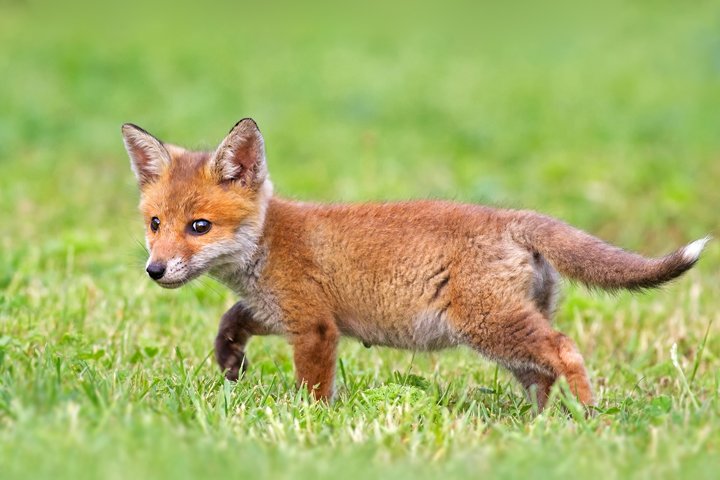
123, 118, 709, 410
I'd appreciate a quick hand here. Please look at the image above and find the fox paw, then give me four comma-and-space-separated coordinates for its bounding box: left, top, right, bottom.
214, 335, 249, 381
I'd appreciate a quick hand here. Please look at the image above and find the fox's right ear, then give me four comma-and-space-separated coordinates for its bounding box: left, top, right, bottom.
122, 123, 171, 187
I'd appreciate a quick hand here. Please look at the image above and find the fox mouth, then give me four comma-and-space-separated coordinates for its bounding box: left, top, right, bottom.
154, 279, 187, 289
153, 268, 204, 289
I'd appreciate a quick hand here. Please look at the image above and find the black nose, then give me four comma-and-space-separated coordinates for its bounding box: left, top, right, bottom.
146, 262, 166, 280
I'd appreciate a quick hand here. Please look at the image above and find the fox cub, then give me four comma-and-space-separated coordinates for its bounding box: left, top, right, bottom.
123, 118, 708, 409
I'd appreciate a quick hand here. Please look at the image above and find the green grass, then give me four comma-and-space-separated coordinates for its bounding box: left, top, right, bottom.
1, 1, 720, 478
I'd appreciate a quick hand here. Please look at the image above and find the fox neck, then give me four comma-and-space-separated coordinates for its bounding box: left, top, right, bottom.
208, 179, 274, 293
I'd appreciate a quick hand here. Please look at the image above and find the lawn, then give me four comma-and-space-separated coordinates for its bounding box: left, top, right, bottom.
1, 1, 719, 478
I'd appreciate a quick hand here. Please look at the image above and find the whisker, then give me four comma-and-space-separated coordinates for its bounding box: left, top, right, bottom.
197, 277, 226, 298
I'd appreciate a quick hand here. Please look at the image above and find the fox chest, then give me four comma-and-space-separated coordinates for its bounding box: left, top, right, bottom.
211, 263, 287, 336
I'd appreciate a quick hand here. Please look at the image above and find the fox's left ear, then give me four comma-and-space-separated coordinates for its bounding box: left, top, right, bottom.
210, 118, 267, 188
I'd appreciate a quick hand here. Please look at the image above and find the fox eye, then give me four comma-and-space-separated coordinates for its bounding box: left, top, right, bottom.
150, 217, 160, 232
190, 219, 212, 235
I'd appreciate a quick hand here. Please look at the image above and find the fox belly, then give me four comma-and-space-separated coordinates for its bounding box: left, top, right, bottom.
336, 309, 462, 351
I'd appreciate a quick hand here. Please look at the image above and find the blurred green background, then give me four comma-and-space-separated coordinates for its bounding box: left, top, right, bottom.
1, 1, 719, 479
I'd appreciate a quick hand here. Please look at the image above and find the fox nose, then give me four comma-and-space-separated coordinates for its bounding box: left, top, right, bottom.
146, 262, 166, 280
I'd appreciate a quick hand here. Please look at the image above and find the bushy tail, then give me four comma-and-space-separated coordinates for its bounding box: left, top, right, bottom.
510, 212, 710, 290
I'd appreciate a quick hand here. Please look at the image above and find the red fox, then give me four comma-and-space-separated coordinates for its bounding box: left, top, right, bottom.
123, 118, 709, 409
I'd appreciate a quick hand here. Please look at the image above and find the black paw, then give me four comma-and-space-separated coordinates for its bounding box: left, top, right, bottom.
215, 335, 249, 381
224, 352, 249, 382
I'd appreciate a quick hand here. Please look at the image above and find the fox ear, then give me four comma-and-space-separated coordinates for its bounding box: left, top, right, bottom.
122, 123, 171, 187
210, 118, 267, 188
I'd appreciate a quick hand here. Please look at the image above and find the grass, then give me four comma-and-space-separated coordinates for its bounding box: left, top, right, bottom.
1, 1, 719, 478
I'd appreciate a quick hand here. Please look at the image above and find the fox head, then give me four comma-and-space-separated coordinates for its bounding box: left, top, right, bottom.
122, 118, 272, 288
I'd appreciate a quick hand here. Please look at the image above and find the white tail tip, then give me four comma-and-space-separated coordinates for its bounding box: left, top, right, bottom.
681, 236, 711, 262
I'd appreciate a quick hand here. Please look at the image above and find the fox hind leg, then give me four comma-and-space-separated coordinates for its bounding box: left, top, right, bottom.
457, 306, 594, 409
510, 254, 564, 410
510, 367, 556, 411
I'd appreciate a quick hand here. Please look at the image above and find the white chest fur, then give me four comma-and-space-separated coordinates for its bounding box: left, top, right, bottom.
210, 247, 286, 336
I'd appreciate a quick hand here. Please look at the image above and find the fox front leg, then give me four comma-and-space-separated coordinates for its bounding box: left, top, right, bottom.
289, 318, 340, 402
214, 302, 268, 381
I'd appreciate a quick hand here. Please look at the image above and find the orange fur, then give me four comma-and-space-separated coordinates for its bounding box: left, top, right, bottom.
123, 119, 708, 409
